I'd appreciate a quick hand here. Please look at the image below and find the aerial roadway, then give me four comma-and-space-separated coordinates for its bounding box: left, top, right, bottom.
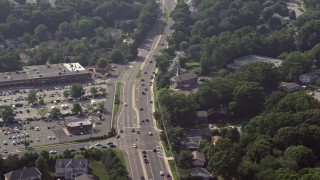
115, 0, 176, 179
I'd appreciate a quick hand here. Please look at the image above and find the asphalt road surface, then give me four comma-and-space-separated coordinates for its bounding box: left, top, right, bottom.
115, 0, 176, 179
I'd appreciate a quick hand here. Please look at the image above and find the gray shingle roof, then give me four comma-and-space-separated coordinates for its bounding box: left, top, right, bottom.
4, 167, 42, 180
55, 159, 88, 169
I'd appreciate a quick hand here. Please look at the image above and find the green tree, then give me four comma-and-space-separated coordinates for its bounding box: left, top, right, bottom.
96, 102, 105, 113
35, 156, 48, 174
71, 103, 82, 114
63, 90, 70, 100
70, 84, 85, 99
96, 57, 108, 69
230, 81, 265, 118
178, 150, 193, 168
27, 90, 37, 105
90, 87, 98, 97
63, 149, 72, 158
110, 49, 123, 62
40, 150, 49, 161
207, 139, 240, 178
284, 145, 316, 169
37, 108, 48, 118
34, 24, 48, 41
1, 105, 14, 123
50, 107, 62, 118
247, 136, 273, 163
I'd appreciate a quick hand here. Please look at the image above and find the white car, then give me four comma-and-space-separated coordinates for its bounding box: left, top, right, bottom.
160, 171, 165, 176
148, 132, 152, 136
3, 141, 8, 145
52, 136, 56, 139
12, 136, 16, 139
124, 102, 128, 106
49, 150, 57, 154
36, 138, 40, 141
12, 141, 16, 145
95, 143, 102, 147
48, 136, 52, 140
133, 144, 137, 148
89, 146, 95, 149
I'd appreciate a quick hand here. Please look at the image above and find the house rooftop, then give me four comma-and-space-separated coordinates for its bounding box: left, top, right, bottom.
192, 151, 206, 161
227, 55, 282, 70
4, 167, 42, 180
197, 111, 207, 118
55, 159, 88, 169
173, 72, 197, 83
190, 167, 211, 178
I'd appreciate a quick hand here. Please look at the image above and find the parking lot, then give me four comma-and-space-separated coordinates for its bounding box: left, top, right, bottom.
0, 80, 113, 156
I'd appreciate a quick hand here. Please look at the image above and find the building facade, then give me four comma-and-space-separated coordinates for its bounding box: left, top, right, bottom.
170, 72, 198, 89
55, 159, 88, 180
64, 119, 93, 135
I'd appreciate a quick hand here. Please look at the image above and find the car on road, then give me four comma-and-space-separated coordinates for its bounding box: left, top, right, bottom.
145, 119, 149, 122
109, 144, 117, 148
48, 136, 52, 140
131, 128, 135, 132
3, 149, 8, 153
107, 142, 113, 145
69, 148, 76, 152
160, 171, 165, 176
142, 150, 146, 154
36, 138, 40, 141
79, 147, 86, 150
95, 143, 102, 147
49, 150, 57, 154
89, 146, 95, 149
124, 102, 128, 106
167, 174, 172, 180
142, 92, 145, 95
116, 134, 120, 138
144, 71, 147, 74
137, 131, 140, 134
144, 159, 149, 163
3, 141, 8, 145
140, 107, 143, 111
101, 145, 108, 148
148, 132, 152, 136
153, 148, 157, 152
133, 144, 137, 148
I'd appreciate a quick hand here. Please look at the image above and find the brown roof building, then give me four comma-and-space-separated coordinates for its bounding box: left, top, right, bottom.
170, 72, 198, 89
64, 118, 93, 135
279, 82, 300, 92
0, 63, 91, 88
192, 151, 206, 167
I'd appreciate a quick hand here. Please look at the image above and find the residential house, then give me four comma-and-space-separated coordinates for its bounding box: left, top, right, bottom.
181, 136, 203, 150
190, 167, 212, 180
75, 174, 95, 180
170, 72, 198, 89
279, 82, 300, 92
226, 55, 282, 71
196, 111, 208, 124
192, 151, 206, 167
4, 167, 42, 180
211, 135, 222, 145
55, 159, 88, 180
300, 72, 320, 84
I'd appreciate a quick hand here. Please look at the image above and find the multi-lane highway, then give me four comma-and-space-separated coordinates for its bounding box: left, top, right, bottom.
115, 0, 176, 179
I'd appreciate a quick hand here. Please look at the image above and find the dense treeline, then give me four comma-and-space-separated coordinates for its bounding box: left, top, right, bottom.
156, 0, 320, 179
167, 0, 320, 75
0, 0, 157, 71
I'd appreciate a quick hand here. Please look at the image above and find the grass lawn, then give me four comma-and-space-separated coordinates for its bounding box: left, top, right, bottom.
168, 160, 178, 180
112, 82, 122, 124
186, 61, 200, 72
163, 5, 168, 25
90, 161, 109, 180
136, 69, 142, 78
162, 142, 172, 157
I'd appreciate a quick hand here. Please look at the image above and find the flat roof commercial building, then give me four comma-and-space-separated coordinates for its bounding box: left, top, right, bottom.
226, 55, 283, 70
0, 63, 91, 88
64, 118, 93, 135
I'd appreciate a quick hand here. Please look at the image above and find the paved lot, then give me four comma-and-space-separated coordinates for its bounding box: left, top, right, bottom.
0, 75, 121, 156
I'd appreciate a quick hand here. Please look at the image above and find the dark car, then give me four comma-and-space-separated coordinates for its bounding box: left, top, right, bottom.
145, 119, 149, 122
79, 147, 86, 150
153, 148, 157, 152
140, 107, 143, 111
144, 159, 149, 163
109, 144, 117, 148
